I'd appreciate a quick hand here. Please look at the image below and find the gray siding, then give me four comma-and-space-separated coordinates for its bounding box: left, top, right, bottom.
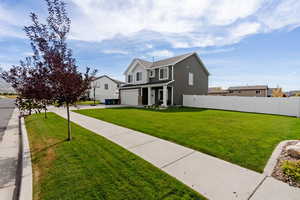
149, 66, 172, 83
173, 54, 208, 105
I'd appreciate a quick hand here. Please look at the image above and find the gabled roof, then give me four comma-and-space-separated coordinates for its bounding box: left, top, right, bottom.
124, 52, 209, 75
93, 75, 124, 85
149, 52, 194, 68
228, 85, 268, 90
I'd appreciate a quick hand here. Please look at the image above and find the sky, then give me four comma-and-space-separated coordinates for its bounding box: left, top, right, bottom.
0, 0, 300, 91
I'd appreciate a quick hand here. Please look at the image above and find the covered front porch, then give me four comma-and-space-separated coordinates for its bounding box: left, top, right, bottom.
141, 85, 173, 107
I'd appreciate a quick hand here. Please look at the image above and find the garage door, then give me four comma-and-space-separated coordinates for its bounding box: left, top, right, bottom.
120, 89, 139, 105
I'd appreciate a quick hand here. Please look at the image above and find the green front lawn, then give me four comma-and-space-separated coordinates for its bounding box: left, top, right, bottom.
75, 107, 300, 172
26, 112, 205, 200
76, 100, 101, 105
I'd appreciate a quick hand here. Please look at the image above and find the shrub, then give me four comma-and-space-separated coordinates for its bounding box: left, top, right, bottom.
281, 160, 300, 183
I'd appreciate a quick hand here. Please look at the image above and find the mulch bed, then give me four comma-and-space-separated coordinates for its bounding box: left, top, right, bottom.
272, 141, 300, 188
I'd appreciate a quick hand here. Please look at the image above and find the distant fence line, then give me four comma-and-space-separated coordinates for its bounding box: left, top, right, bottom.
183, 95, 300, 117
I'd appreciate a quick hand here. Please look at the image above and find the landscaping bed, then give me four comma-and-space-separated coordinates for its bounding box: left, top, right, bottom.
272, 141, 300, 188
75, 107, 300, 172
25, 112, 205, 200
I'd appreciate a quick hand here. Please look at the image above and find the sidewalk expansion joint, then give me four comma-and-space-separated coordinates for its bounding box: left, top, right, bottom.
161, 151, 195, 169
247, 175, 267, 200
128, 139, 158, 149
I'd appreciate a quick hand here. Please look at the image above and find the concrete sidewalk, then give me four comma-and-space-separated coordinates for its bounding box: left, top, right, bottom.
0, 109, 19, 200
52, 108, 300, 200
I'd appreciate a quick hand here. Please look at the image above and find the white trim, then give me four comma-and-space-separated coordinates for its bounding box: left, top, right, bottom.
171, 86, 174, 105
135, 71, 143, 82
121, 80, 174, 89
159, 67, 169, 80
172, 66, 174, 80
123, 59, 147, 75
127, 74, 133, 83
188, 72, 194, 86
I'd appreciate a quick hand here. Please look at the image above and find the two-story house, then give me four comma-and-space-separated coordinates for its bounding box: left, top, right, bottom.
90, 75, 124, 103
120, 52, 209, 106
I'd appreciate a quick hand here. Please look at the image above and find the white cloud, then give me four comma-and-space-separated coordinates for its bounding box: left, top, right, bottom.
102, 49, 129, 55
68, 0, 270, 47
198, 47, 235, 55
258, 0, 300, 31
147, 50, 174, 59
2, 0, 300, 48
145, 44, 153, 49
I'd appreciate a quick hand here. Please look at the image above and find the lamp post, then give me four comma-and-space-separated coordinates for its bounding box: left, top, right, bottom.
91, 81, 100, 106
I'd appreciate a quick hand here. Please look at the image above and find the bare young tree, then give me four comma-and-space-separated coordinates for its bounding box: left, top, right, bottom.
24, 0, 95, 140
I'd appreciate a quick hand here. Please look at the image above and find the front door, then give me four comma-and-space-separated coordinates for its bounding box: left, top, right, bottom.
158, 89, 163, 104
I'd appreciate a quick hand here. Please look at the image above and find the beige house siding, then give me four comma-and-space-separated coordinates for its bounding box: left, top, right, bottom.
227, 89, 267, 97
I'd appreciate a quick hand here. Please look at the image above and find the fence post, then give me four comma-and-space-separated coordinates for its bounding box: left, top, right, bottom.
297, 97, 300, 118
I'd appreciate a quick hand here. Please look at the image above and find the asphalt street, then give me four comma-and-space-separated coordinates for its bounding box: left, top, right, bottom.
0, 98, 15, 141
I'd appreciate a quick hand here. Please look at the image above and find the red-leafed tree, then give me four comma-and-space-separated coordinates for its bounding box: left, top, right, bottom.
2, 0, 95, 141
23, 0, 95, 140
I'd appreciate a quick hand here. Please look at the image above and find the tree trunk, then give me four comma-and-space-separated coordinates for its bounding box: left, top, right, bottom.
94, 87, 96, 105
66, 103, 72, 141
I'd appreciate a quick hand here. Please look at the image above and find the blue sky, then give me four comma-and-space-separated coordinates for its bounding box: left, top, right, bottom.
0, 0, 300, 91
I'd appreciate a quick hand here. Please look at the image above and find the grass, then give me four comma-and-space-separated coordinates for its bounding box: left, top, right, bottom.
0, 94, 17, 98
76, 100, 101, 105
25, 112, 205, 200
52, 100, 101, 106
75, 107, 300, 172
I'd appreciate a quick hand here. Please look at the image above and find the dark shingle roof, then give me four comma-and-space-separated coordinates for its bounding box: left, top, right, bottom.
137, 52, 194, 68
94, 75, 124, 85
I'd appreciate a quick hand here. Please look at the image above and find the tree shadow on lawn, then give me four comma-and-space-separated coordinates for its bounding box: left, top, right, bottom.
31, 139, 67, 163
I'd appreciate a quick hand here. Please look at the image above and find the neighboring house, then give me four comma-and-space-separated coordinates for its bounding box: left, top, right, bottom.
208, 87, 228, 96
90, 75, 124, 103
227, 85, 269, 97
285, 90, 300, 97
0, 78, 15, 94
120, 52, 209, 106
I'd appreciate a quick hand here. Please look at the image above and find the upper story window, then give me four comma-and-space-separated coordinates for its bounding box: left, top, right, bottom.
188, 72, 194, 86
127, 75, 132, 83
104, 84, 109, 90
149, 70, 155, 78
136, 72, 142, 81
159, 67, 168, 80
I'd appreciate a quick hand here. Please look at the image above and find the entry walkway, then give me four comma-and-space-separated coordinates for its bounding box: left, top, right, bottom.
52, 108, 300, 200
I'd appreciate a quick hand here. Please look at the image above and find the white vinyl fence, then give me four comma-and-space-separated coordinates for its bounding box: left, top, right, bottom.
183, 95, 300, 117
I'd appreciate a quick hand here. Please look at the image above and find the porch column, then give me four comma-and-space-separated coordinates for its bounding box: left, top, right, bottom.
162, 85, 168, 107
148, 87, 151, 105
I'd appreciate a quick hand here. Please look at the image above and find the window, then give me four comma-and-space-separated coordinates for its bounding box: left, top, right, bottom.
256, 90, 261, 94
136, 72, 142, 81
188, 72, 194, 86
159, 67, 168, 80
149, 70, 155, 78
127, 75, 132, 83
104, 84, 109, 90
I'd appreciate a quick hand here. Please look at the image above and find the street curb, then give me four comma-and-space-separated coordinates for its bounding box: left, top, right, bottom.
263, 140, 298, 176
18, 117, 33, 200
